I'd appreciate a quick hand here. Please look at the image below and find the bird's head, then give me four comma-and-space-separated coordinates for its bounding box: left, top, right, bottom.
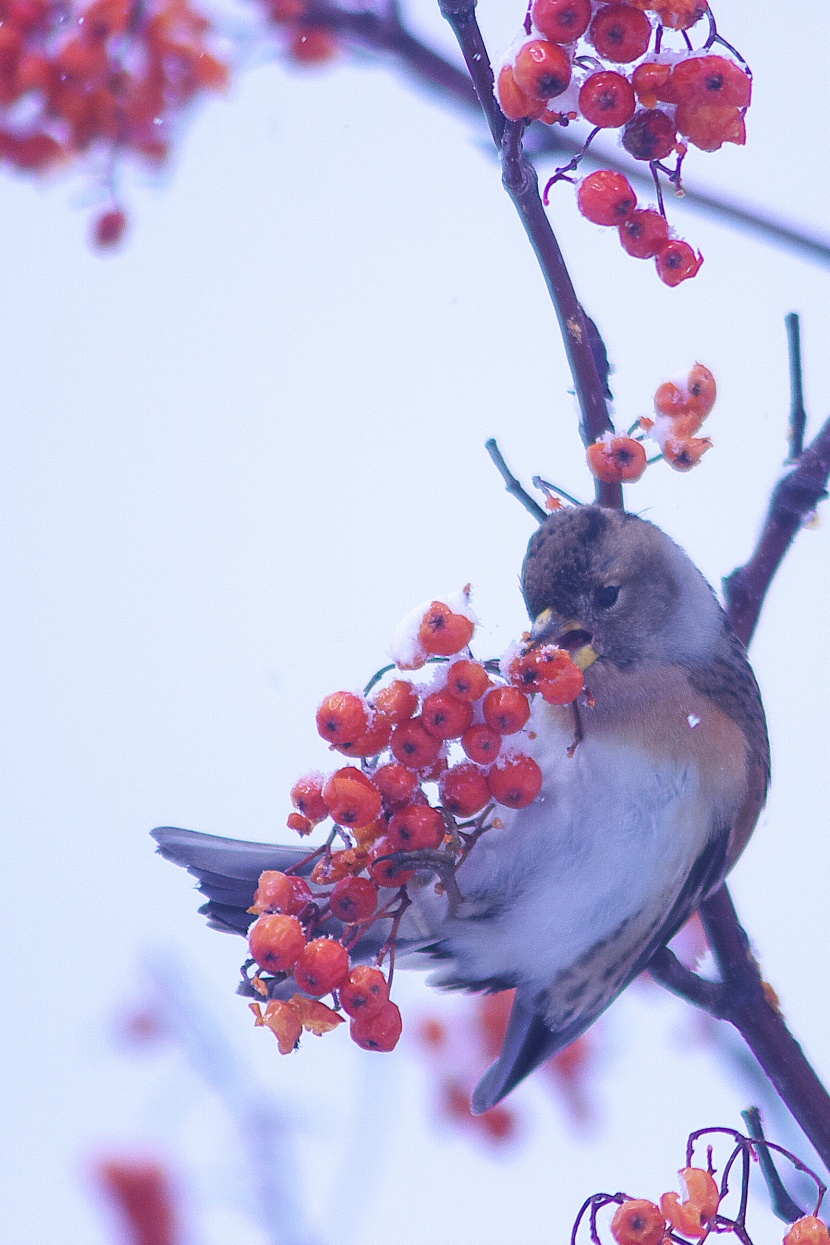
521, 505, 723, 670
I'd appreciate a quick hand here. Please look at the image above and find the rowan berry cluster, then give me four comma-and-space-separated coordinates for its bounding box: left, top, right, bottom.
585, 361, 715, 482
496, 0, 751, 285
574, 1127, 828, 1245
245, 591, 587, 1058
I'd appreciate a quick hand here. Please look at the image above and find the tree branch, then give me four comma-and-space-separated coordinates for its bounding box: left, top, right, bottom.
485, 438, 547, 523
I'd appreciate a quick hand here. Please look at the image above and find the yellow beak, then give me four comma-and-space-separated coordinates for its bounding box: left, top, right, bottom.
530, 609, 599, 672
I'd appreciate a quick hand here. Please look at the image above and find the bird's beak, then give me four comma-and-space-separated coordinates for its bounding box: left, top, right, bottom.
530, 609, 599, 672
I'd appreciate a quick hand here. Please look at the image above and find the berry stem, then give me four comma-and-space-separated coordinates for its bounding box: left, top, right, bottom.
786, 312, 807, 462
485, 439, 547, 522
741, 1106, 807, 1223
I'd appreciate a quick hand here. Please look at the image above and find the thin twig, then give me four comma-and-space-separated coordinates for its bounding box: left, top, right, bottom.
485, 439, 546, 522
786, 314, 807, 462
741, 1106, 806, 1223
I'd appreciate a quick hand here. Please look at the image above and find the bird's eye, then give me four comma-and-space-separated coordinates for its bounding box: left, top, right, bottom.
594, 584, 620, 610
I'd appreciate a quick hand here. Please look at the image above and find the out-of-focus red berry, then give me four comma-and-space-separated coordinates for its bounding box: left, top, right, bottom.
93, 207, 127, 249
386, 804, 445, 851
675, 101, 745, 151
329, 875, 379, 923
372, 678, 419, 725
440, 763, 491, 817
577, 170, 637, 225
368, 837, 415, 887
421, 688, 475, 740
610, 1199, 666, 1245
671, 54, 750, 109
294, 937, 350, 996
531, 0, 591, 44
253, 998, 303, 1053
496, 63, 547, 121
586, 435, 648, 483
488, 755, 543, 808
418, 601, 475, 656
784, 1218, 830, 1245
288, 25, 337, 63
323, 767, 383, 828
339, 965, 389, 1018
390, 717, 443, 770
250, 870, 294, 914
373, 761, 419, 810
461, 722, 502, 764
483, 686, 531, 734
249, 913, 307, 973
618, 208, 669, 258
290, 994, 344, 1033
621, 108, 677, 160
95, 1159, 177, 1245
589, 4, 652, 63
578, 71, 635, 128
632, 60, 676, 107
290, 773, 328, 823
316, 692, 369, 749
655, 239, 703, 286
513, 39, 572, 100
445, 659, 491, 702
350, 999, 403, 1051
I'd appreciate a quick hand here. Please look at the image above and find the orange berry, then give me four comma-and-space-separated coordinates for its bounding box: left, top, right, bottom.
286, 875, 313, 913
577, 169, 637, 226
461, 722, 502, 764
590, 4, 652, 63
531, 0, 591, 44
340, 965, 389, 1018
579, 70, 636, 129
587, 435, 647, 483
372, 679, 419, 725
610, 1199, 666, 1245
654, 379, 686, 416
785, 1217, 830, 1245
249, 913, 307, 973
488, 754, 543, 808
287, 812, 313, 835
252, 999, 303, 1053
350, 999, 403, 1051
440, 762, 490, 817
632, 60, 676, 108
290, 994, 344, 1034
618, 209, 669, 259
483, 686, 532, 734
421, 688, 475, 740
386, 804, 445, 851
513, 39, 572, 101
390, 717, 443, 770
496, 63, 547, 122
445, 659, 491, 702
323, 766, 383, 828
310, 848, 368, 885
290, 774, 328, 824
316, 692, 369, 749
373, 762, 420, 810
662, 435, 711, 471
670, 54, 750, 109
418, 601, 475, 656
675, 101, 745, 151
329, 875, 379, 923
338, 711, 392, 758
368, 837, 415, 887
250, 870, 294, 914
685, 364, 717, 417
538, 650, 585, 704
655, 239, 703, 286
294, 937, 350, 996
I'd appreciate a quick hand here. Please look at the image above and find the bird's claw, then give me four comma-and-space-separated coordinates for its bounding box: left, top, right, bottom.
387, 848, 464, 914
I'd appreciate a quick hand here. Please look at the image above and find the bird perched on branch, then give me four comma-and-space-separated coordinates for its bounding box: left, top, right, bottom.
153, 504, 768, 1113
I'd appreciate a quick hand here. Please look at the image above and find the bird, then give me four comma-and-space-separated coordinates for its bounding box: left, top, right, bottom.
152, 503, 769, 1114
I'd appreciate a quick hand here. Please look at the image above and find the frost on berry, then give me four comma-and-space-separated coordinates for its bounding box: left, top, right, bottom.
587, 434, 647, 484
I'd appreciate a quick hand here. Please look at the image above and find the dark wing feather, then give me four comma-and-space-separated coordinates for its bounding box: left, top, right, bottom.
472, 826, 730, 1114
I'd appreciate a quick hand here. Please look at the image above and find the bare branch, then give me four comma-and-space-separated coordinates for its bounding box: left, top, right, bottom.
786, 314, 807, 462
742, 1106, 806, 1223
485, 439, 547, 523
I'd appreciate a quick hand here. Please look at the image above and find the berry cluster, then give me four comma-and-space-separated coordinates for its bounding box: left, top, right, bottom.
574, 1127, 828, 1245
585, 361, 715, 482
245, 591, 587, 1057
495, 0, 751, 285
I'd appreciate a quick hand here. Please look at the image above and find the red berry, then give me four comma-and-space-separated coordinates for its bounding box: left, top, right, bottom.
250, 870, 294, 914
618, 208, 669, 258
784, 1218, 830, 1245
372, 679, 419, 725
290, 995, 344, 1034
390, 717, 443, 770
386, 804, 445, 851
290, 773, 328, 823
287, 812, 313, 835
293, 938, 350, 996
670, 54, 750, 109
373, 761, 419, 810
289, 25, 337, 63
513, 39, 572, 100
586, 435, 647, 483
662, 435, 711, 470
253, 998, 303, 1053
589, 4, 652, 63
610, 1200, 666, 1245
577, 170, 637, 225
440, 763, 490, 817
461, 722, 502, 764
674, 101, 745, 151
538, 650, 584, 704
249, 913, 307, 973
93, 208, 127, 249
339, 712, 392, 758
685, 364, 717, 417
417, 601, 475, 656
531, 0, 591, 44
339, 965, 389, 1018
621, 108, 676, 160
316, 691, 369, 749
445, 659, 491, 702
578, 71, 635, 128
488, 755, 543, 808
350, 999, 403, 1051
368, 837, 415, 887
483, 686, 531, 735
655, 239, 703, 286
329, 875, 379, 923
421, 689, 475, 740
631, 60, 676, 107
496, 63, 547, 121
322, 767, 383, 828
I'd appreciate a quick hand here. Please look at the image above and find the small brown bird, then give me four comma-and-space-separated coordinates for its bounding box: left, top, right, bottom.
154, 505, 769, 1113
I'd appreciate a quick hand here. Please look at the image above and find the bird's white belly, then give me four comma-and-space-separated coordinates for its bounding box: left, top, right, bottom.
416, 702, 717, 993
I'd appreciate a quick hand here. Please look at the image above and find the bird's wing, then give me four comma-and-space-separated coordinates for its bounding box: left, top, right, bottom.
471, 823, 730, 1114
151, 826, 310, 934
